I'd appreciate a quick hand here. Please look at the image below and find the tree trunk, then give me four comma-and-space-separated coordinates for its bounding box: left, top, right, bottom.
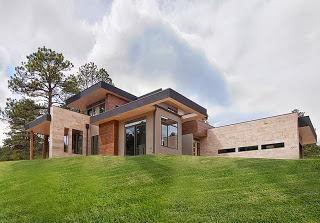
42, 135, 49, 159
42, 88, 52, 159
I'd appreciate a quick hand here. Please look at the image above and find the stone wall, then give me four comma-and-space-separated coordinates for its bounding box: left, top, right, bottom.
201, 113, 300, 159
49, 106, 90, 158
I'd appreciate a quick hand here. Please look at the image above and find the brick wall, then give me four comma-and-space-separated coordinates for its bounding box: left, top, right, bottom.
99, 120, 119, 155
105, 93, 129, 111
182, 119, 213, 137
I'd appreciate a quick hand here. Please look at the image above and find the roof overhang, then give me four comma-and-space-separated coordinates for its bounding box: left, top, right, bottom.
90, 88, 208, 125
298, 116, 317, 145
25, 114, 51, 135
66, 82, 137, 111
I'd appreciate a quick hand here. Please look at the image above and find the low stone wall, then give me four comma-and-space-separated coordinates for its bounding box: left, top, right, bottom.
201, 113, 300, 159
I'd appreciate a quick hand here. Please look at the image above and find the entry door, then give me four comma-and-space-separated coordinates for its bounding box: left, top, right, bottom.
193, 139, 200, 156
125, 123, 146, 155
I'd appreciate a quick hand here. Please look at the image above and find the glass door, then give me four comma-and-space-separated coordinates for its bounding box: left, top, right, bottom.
125, 119, 146, 155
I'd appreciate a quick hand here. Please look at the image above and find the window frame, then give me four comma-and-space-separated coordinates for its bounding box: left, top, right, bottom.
261, 142, 285, 150
64, 128, 69, 153
72, 129, 83, 154
238, 145, 258, 152
161, 116, 178, 150
87, 102, 105, 116
218, 148, 236, 154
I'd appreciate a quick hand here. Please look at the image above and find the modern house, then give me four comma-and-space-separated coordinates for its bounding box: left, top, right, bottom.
25, 81, 317, 159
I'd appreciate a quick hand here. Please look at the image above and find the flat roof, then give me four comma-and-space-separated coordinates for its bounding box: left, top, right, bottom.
25, 114, 51, 135
298, 116, 317, 141
66, 82, 138, 110
90, 88, 208, 125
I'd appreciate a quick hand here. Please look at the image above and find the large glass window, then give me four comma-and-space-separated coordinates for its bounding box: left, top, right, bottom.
64, 128, 68, 152
87, 103, 105, 116
91, 135, 99, 155
125, 119, 146, 156
72, 129, 83, 154
161, 116, 178, 149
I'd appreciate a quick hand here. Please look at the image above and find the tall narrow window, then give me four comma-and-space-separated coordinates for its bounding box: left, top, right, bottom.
91, 135, 99, 155
64, 128, 69, 152
72, 129, 83, 154
161, 116, 178, 149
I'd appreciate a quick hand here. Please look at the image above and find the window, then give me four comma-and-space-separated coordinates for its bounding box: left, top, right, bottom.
87, 103, 105, 116
72, 129, 83, 154
87, 108, 93, 116
218, 148, 235, 154
238, 145, 258, 152
64, 128, 68, 152
125, 118, 146, 156
161, 116, 178, 149
262, 142, 284, 150
91, 135, 99, 155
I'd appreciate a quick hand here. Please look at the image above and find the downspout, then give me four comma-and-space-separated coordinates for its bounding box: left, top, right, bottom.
86, 124, 90, 156
153, 105, 157, 154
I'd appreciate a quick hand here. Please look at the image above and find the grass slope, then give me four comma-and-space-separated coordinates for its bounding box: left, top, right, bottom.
0, 155, 319, 222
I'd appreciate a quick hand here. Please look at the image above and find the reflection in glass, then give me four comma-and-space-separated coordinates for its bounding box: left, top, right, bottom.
161, 116, 178, 149
126, 126, 135, 155
136, 124, 146, 155
64, 128, 68, 152
72, 129, 83, 154
125, 118, 146, 156
91, 135, 99, 155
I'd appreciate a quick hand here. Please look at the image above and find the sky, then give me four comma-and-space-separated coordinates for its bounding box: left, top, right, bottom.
0, 0, 320, 145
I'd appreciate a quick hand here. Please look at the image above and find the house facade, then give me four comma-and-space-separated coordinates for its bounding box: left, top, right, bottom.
25, 82, 317, 159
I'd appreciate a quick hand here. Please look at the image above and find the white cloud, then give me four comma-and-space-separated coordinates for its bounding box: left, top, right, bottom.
1, 0, 320, 145
0, 0, 96, 145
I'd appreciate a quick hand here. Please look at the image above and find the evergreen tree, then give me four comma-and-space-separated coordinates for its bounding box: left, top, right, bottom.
0, 98, 44, 161
77, 62, 113, 90
8, 47, 79, 158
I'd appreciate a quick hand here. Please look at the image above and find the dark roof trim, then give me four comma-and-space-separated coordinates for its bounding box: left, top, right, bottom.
25, 114, 51, 130
66, 81, 137, 106
169, 89, 207, 117
137, 88, 162, 100
90, 88, 207, 124
299, 116, 317, 141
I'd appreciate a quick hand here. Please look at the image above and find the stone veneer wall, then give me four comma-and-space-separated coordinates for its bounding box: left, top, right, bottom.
49, 106, 90, 158
99, 120, 119, 155
105, 93, 129, 111
201, 113, 300, 159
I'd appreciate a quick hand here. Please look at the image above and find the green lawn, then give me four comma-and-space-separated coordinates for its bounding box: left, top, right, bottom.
0, 155, 319, 222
